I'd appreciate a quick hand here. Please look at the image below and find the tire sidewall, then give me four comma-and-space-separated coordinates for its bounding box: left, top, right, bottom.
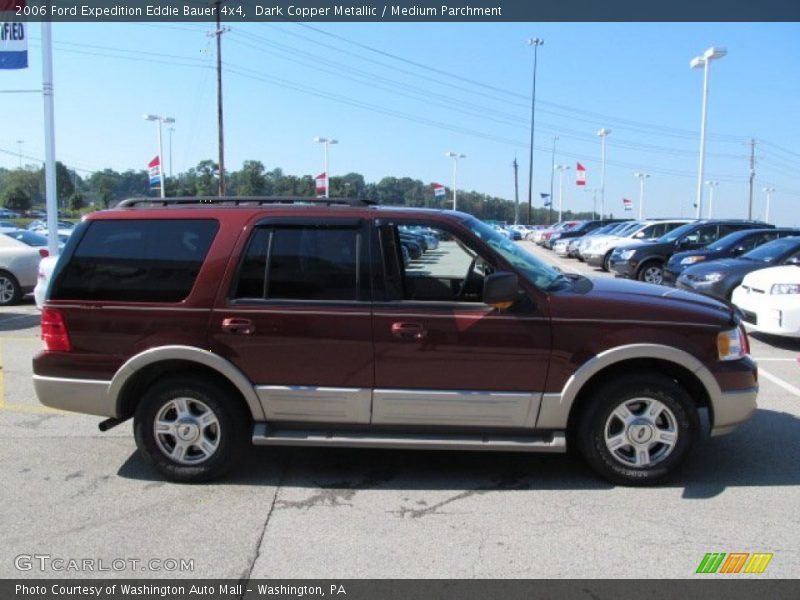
0, 271, 21, 306
578, 374, 698, 485
134, 376, 249, 483
637, 261, 664, 284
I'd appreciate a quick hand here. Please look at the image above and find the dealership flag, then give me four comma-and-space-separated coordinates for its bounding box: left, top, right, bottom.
148, 156, 162, 189
540, 192, 552, 207
0, 1, 27, 69
623, 197, 633, 212
432, 183, 446, 198
576, 162, 586, 186
315, 172, 327, 196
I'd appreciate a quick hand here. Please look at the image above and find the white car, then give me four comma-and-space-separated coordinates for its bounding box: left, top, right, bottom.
731, 263, 800, 338
34, 254, 59, 309
0, 234, 46, 306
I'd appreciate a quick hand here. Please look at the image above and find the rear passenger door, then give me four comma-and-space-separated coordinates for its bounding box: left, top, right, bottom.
208, 218, 374, 425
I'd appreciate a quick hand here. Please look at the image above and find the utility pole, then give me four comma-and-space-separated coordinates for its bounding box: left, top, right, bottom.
526, 37, 544, 225
513, 157, 519, 225
747, 138, 756, 219
548, 135, 558, 225
209, 1, 229, 196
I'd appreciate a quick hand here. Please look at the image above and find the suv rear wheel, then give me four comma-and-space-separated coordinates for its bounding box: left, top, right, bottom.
637, 261, 664, 284
576, 374, 698, 485
133, 375, 250, 483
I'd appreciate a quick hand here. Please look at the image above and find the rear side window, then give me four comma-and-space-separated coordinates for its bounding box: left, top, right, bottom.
232, 225, 365, 302
51, 219, 218, 302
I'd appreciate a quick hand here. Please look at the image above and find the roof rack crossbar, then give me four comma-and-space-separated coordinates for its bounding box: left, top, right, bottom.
117, 196, 377, 208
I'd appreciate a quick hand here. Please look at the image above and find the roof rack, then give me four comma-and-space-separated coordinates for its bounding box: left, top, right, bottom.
117, 196, 377, 208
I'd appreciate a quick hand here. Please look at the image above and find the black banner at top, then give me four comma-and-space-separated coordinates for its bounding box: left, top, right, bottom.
4, 0, 800, 22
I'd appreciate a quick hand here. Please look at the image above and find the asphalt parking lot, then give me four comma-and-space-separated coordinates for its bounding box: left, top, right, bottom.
1, 243, 798, 580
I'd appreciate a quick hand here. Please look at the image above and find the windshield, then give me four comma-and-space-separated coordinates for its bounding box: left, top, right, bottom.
616, 222, 643, 237
467, 218, 562, 289
741, 237, 800, 262
658, 222, 697, 243
707, 230, 751, 252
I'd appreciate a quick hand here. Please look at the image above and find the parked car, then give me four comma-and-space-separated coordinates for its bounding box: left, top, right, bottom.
732, 264, 800, 338
34, 196, 757, 486
0, 233, 46, 305
34, 254, 59, 309
610, 220, 772, 284
568, 221, 633, 259
676, 236, 800, 300
663, 228, 800, 285
545, 219, 628, 250
581, 219, 693, 271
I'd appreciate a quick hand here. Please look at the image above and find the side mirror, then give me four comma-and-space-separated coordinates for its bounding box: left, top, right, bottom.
731, 245, 747, 256
483, 272, 520, 310
785, 255, 800, 266
677, 238, 692, 249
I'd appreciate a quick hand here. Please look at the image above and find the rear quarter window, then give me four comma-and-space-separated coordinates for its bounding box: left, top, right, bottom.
50, 219, 219, 302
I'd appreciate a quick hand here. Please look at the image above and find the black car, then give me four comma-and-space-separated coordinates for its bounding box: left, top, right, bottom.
676, 236, 800, 300
609, 220, 773, 285
663, 228, 800, 284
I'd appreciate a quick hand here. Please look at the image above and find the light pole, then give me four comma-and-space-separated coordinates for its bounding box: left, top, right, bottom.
634, 172, 650, 220
445, 151, 466, 211
313, 137, 338, 198
554, 164, 570, 223
526, 37, 544, 225
548, 135, 558, 225
762, 187, 775, 223
168, 126, 175, 179
597, 128, 611, 219
691, 47, 727, 219
144, 114, 175, 199
16, 140, 23, 168
705, 180, 719, 218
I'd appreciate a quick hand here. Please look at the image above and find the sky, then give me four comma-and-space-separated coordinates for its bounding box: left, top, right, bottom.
1, 21, 799, 225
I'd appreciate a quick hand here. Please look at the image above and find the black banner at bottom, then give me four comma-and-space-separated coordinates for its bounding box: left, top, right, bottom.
3, 579, 800, 600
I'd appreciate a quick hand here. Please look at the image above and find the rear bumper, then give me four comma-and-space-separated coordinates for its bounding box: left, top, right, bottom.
34, 375, 115, 417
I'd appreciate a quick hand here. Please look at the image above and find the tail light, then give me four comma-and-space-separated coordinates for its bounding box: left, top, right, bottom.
38, 248, 49, 258
41, 308, 72, 352
740, 324, 750, 355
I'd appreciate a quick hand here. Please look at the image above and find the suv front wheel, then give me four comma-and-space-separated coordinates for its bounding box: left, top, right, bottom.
576, 374, 698, 485
134, 375, 250, 483
637, 261, 664, 284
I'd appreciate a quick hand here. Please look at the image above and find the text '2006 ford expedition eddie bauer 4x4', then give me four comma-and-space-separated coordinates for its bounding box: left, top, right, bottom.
34, 197, 758, 485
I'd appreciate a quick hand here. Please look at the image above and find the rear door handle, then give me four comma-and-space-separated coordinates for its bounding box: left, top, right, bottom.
391, 322, 427, 341
222, 317, 255, 335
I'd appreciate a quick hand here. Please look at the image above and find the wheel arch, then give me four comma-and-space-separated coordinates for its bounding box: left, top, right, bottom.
537, 344, 717, 434
109, 345, 265, 421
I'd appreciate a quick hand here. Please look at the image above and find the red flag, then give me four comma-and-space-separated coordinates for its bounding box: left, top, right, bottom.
576, 162, 586, 186
148, 156, 161, 188
315, 172, 327, 196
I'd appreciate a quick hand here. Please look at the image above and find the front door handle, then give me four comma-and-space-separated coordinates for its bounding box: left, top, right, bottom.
222, 317, 255, 335
391, 322, 427, 341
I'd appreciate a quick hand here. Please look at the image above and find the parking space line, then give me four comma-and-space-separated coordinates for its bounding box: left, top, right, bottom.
759, 368, 800, 398
753, 358, 797, 362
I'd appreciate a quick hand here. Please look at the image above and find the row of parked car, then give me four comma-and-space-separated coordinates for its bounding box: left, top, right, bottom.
530, 218, 800, 338
0, 220, 75, 307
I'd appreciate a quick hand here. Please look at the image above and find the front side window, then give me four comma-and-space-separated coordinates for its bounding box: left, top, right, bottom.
233, 226, 363, 302
51, 219, 218, 302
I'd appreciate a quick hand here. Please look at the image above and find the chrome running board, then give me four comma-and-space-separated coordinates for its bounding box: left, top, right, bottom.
251, 424, 566, 453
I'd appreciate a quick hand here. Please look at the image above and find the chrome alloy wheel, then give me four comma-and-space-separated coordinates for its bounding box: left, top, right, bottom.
641, 265, 663, 284
603, 398, 678, 468
0, 276, 16, 305
153, 397, 221, 465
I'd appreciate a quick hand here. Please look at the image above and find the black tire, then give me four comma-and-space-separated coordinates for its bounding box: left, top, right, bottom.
576, 374, 699, 486
133, 375, 251, 483
637, 260, 664, 284
602, 251, 613, 272
0, 270, 22, 306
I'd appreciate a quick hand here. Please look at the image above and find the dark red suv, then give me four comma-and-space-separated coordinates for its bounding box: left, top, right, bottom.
33, 198, 758, 485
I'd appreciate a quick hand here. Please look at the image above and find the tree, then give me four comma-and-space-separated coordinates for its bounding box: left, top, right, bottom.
1, 168, 42, 205
69, 192, 85, 211
2, 185, 32, 211
233, 160, 267, 196
55, 161, 76, 206
88, 170, 117, 209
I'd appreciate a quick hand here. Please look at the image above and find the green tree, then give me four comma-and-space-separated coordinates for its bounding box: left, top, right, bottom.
2, 185, 32, 211
2, 168, 43, 205
89, 170, 117, 209
69, 192, 85, 211
233, 160, 267, 196
55, 161, 76, 206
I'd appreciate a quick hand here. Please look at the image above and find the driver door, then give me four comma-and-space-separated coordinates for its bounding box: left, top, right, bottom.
370, 218, 551, 430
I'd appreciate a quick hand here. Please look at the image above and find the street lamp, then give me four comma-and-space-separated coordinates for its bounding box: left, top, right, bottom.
762, 187, 775, 223
597, 128, 611, 219
313, 136, 339, 198
526, 37, 544, 225
705, 180, 719, 218
445, 151, 466, 211
548, 135, 558, 225
144, 114, 175, 199
168, 126, 175, 179
691, 47, 727, 219
16, 140, 23, 168
634, 172, 650, 220
554, 164, 570, 223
